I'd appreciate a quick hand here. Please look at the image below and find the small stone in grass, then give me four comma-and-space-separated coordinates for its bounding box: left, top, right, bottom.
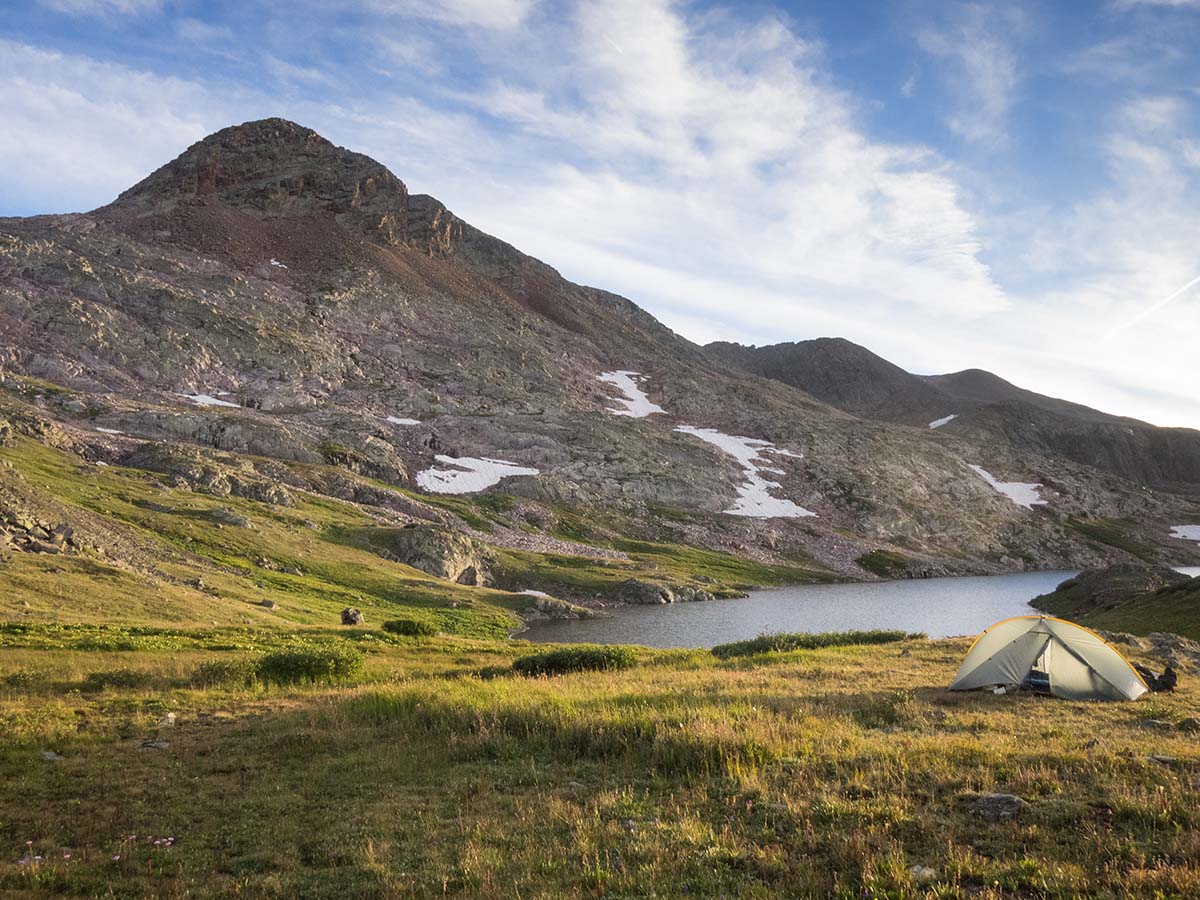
910, 865, 938, 883
40, 750, 64, 761
966, 793, 1028, 821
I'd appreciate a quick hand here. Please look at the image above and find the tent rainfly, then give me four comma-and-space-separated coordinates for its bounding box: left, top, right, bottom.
950, 615, 1147, 701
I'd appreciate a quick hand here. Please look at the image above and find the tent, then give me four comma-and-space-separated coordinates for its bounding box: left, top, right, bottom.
950, 616, 1147, 701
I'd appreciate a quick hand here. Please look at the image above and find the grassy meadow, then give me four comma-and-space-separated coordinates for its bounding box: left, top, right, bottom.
2, 629, 1199, 899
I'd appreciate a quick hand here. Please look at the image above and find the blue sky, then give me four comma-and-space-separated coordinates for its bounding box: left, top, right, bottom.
2, 0, 1199, 428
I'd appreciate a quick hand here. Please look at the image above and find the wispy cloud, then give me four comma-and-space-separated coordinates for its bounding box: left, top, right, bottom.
369, 0, 534, 30
917, 3, 1022, 144
0, 1, 1197, 428
38, 0, 161, 15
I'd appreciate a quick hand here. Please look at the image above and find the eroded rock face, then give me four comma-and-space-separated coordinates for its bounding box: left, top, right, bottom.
368, 524, 492, 586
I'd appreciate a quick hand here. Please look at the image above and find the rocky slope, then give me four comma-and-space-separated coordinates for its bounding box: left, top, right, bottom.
708, 339, 1200, 493
1, 117, 1198, 605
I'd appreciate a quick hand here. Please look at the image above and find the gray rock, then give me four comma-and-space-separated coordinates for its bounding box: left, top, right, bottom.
966, 792, 1028, 821
367, 524, 492, 585
209, 506, 248, 527
619, 579, 674, 605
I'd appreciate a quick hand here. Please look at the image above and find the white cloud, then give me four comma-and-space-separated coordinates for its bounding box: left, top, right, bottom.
265, 55, 333, 86
0, 1, 1197, 430
0, 40, 240, 213
369, 0, 534, 30
917, 4, 1022, 144
38, 0, 161, 15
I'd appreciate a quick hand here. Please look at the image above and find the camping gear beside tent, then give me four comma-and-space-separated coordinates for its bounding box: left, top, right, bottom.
950, 616, 1147, 701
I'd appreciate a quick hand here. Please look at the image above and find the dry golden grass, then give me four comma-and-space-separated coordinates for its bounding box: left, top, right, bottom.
1, 635, 1197, 898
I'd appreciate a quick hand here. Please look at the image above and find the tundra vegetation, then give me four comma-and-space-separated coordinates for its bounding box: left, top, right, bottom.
2, 629, 1199, 898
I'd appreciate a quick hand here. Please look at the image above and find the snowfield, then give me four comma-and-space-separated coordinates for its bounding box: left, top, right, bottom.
415, 455, 539, 494
94, 427, 124, 435
598, 371, 665, 418
675, 426, 816, 518
1170, 525, 1200, 543
968, 464, 1046, 509
385, 416, 421, 426
181, 393, 240, 409
928, 414, 957, 429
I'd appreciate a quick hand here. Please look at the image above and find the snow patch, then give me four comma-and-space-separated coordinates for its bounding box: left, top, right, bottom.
385, 416, 421, 426
518, 589, 552, 598
598, 371, 665, 418
181, 393, 240, 409
94, 427, 124, 435
675, 426, 816, 518
1170, 525, 1200, 543
415, 455, 538, 494
928, 414, 957, 429
269, 258, 288, 269
968, 464, 1046, 509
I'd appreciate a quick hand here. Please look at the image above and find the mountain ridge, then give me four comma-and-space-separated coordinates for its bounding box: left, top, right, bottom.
706, 338, 1200, 492
1, 117, 1198, 613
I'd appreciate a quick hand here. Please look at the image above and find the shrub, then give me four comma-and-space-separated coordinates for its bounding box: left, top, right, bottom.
513, 645, 637, 677
382, 618, 439, 637
2, 669, 50, 689
256, 644, 365, 685
80, 668, 154, 692
192, 657, 260, 688
711, 630, 918, 659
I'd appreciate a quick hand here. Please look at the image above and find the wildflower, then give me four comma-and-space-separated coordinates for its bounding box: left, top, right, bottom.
112, 855, 120, 862
62, 852, 71, 860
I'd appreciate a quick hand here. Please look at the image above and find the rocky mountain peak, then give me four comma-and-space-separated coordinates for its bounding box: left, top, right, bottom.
105, 117, 414, 238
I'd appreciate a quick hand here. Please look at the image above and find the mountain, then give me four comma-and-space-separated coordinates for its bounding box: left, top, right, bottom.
1, 118, 1198, 628
707, 339, 1200, 494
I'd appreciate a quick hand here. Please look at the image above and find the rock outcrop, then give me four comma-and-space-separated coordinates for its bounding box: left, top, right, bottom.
618, 579, 717, 605
366, 524, 492, 586
1031, 563, 1191, 617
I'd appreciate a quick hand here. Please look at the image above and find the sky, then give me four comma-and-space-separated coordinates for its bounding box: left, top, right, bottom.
1, 0, 1199, 429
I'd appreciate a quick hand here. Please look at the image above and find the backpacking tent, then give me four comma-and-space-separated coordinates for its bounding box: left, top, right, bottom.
950, 616, 1147, 701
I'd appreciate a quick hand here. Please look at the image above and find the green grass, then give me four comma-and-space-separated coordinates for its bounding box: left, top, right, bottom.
1064, 517, 1157, 562
495, 539, 836, 602
710, 629, 917, 658
1063, 576, 1200, 640
381, 618, 440, 637
855, 550, 912, 578
1, 636, 1197, 898
512, 645, 637, 676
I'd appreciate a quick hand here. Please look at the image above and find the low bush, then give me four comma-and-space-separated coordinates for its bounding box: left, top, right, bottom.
191, 657, 260, 688
255, 644, 364, 685
381, 618, 439, 637
711, 630, 918, 659
80, 668, 154, 692
513, 645, 637, 677
2, 669, 50, 689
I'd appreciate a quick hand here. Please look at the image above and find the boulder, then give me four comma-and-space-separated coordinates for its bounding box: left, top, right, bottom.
619, 579, 674, 605
368, 524, 492, 585
341, 607, 365, 626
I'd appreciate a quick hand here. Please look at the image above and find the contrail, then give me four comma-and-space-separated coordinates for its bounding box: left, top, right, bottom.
1105, 272, 1200, 340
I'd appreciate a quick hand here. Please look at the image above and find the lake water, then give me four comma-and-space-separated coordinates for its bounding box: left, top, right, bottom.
525, 568, 1200, 649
